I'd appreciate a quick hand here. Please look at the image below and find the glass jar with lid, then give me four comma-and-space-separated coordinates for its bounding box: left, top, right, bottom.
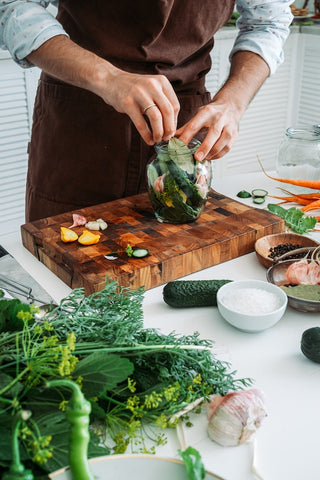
146, 137, 212, 224
276, 125, 320, 187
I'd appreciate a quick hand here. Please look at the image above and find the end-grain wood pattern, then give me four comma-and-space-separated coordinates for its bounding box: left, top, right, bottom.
21, 191, 285, 294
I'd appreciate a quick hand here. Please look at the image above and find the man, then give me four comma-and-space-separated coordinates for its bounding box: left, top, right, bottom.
0, 1, 293, 221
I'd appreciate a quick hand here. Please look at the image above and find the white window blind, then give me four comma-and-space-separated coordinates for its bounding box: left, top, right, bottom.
297, 34, 320, 126
0, 58, 29, 234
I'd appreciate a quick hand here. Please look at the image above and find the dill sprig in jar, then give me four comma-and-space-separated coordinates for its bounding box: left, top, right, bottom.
276, 125, 320, 189
147, 137, 212, 224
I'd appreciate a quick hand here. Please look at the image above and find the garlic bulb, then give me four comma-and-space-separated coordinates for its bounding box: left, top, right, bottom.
207, 389, 267, 447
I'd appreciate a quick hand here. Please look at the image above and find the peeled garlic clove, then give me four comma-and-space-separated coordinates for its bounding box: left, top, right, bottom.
96, 218, 108, 230
85, 221, 101, 231
207, 389, 267, 447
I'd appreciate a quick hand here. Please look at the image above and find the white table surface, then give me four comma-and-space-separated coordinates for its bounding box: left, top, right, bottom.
1, 171, 319, 480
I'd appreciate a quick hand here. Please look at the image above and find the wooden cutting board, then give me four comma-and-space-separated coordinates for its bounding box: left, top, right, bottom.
21, 191, 285, 294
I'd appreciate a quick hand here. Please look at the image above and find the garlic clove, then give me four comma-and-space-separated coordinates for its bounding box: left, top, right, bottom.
207, 389, 267, 447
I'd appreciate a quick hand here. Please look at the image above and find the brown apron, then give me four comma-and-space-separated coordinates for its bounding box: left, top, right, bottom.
26, 0, 235, 221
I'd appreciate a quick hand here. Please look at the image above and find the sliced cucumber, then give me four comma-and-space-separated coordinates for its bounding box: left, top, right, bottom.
236, 190, 251, 198
253, 196, 265, 204
251, 188, 268, 198
132, 248, 149, 258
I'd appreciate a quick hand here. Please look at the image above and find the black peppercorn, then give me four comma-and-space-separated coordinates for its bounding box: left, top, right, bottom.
268, 243, 304, 261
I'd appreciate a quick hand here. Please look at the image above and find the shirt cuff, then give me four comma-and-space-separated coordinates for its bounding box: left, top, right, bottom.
3, 4, 68, 68
14, 26, 69, 68
229, 29, 288, 76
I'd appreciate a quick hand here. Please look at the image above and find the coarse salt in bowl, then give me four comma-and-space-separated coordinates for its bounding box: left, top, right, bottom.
216, 280, 288, 333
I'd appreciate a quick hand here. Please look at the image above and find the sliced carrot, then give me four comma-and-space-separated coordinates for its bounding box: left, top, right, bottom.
257, 156, 320, 190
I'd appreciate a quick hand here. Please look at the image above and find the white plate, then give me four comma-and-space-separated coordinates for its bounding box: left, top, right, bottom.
49, 454, 225, 480
294, 14, 312, 20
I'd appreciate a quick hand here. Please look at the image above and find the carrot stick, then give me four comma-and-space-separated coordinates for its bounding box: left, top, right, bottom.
301, 199, 320, 212
267, 194, 311, 205
278, 187, 320, 199
257, 156, 320, 190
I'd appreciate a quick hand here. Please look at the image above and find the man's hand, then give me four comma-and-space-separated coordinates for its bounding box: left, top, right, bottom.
27, 35, 179, 145
99, 70, 180, 145
177, 51, 270, 162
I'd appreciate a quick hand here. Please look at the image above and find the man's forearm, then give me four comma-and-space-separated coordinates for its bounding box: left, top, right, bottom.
26, 34, 117, 98
211, 50, 270, 117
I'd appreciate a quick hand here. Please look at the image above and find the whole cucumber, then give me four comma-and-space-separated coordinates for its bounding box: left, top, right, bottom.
163, 279, 233, 308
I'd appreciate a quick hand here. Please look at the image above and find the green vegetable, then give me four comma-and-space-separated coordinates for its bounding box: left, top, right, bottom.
163, 280, 233, 308
1, 411, 34, 480
236, 190, 251, 198
166, 158, 197, 201
251, 189, 268, 197
0, 299, 38, 333
132, 248, 149, 258
301, 327, 320, 363
149, 173, 203, 223
267, 204, 317, 234
0, 277, 251, 476
253, 196, 265, 205
46, 380, 93, 480
179, 446, 206, 480
105, 243, 149, 259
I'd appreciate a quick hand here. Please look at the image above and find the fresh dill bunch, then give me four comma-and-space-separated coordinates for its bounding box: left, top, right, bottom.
45, 277, 144, 345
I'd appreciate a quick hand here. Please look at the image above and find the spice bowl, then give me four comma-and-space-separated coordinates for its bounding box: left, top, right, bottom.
216, 280, 288, 333
254, 233, 319, 269
266, 260, 320, 313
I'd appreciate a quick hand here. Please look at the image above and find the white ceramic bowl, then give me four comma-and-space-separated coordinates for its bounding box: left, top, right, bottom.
49, 454, 224, 480
217, 280, 287, 333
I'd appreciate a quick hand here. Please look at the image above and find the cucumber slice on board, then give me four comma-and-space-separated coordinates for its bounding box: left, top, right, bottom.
132, 248, 149, 258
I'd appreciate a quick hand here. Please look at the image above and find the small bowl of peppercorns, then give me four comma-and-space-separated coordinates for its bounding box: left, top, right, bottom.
254, 233, 319, 269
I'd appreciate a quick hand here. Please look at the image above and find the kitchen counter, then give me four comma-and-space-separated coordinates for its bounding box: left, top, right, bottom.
1, 171, 319, 480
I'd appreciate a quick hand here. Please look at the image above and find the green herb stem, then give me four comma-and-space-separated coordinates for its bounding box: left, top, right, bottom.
0, 367, 29, 397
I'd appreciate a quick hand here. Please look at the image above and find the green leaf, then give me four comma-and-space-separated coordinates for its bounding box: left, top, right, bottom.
281, 284, 320, 301
179, 446, 206, 480
267, 204, 317, 234
31, 410, 109, 473
0, 373, 23, 398
0, 298, 36, 332
73, 352, 134, 396
0, 426, 14, 462
168, 138, 195, 175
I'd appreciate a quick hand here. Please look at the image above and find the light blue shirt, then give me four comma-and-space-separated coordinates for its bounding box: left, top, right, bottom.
0, 1, 293, 75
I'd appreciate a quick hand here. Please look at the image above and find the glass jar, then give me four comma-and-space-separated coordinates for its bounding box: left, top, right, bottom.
276, 125, 320, 185
147, 138, 212, 224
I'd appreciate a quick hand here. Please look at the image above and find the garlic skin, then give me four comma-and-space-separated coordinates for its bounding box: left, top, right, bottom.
207, 389, 267, 447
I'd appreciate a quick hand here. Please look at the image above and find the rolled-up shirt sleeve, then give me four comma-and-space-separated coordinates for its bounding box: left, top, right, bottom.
231, 1, 294, 75
0, 0, 68, 68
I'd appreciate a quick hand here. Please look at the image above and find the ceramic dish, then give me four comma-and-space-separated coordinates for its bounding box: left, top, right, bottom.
216, 280, 287, 333
293, 14, 312, 20
254, 233, 319, 269
266, 260, 320, 313
49, 454, 224, 480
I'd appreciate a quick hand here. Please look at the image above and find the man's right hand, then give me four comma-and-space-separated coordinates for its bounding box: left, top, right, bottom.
27, 35, 180, 145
